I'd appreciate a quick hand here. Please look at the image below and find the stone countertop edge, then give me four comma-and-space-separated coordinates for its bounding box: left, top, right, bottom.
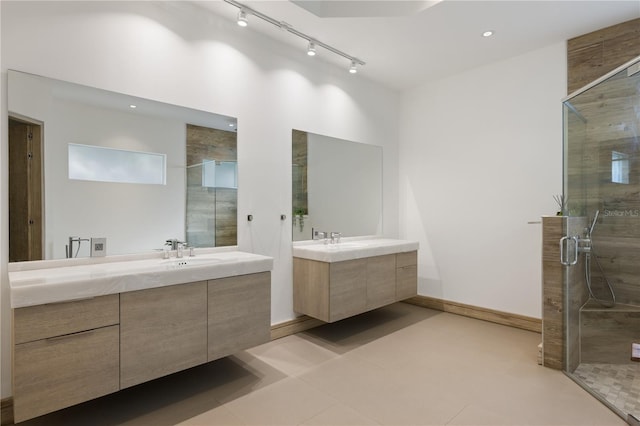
292, 237, 419, 263
9, 250, 273, 309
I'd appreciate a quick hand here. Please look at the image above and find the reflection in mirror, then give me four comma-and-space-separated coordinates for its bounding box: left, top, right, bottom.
8, 70, 237, 262
292, 130, 382, 241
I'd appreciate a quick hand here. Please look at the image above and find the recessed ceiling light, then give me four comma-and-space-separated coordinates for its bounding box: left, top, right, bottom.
482, 30, 494, 38
129, 104, 137, 109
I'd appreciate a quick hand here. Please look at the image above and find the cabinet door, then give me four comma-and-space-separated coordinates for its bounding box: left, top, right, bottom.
396, 251, 418, 300
329, 259, 367, 322
208, 272, 271, 361
13, 325, 119, 423
293, 258, 330, 322
366, 254, 397, 310
120, 282, 207, 388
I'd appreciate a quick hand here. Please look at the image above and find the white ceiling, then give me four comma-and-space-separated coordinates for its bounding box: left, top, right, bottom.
195, 0, 640, 91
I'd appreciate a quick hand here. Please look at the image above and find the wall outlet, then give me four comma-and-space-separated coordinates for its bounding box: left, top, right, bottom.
91, 237, 107, 257
632, 343, 640, 362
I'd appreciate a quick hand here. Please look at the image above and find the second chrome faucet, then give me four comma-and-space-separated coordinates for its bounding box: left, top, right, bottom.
313, 229, 341, 244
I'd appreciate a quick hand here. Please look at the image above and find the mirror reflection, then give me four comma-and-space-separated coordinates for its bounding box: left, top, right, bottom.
292, 129, 382, 241
8, 70, 237, 262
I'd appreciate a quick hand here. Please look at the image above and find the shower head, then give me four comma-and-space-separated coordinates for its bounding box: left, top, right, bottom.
588, 210, 600, 237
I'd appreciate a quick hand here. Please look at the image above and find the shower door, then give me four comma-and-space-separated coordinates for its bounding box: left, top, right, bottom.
563, 56, 640, 422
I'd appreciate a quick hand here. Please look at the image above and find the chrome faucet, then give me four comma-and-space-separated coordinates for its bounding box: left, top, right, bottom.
313, 229, 328, 244
165, 239, 184, 250
330, 232, 342, 244
66, 236, 89, 258
164, 239, 187, 258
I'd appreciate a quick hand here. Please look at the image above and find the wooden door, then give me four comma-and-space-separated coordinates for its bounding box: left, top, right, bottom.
9, 118, 43, 262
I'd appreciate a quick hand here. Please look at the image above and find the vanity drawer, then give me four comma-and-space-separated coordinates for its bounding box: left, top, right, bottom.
396, 251, 417, 268
13, 294, 120, 344
13, 324, 120, 422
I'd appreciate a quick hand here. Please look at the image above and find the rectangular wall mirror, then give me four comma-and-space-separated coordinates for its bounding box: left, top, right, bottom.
292, 129, 383, 241
8, 70, 238, 261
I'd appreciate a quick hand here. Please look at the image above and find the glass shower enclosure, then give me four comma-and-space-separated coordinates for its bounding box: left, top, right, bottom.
563, 55, 640, 423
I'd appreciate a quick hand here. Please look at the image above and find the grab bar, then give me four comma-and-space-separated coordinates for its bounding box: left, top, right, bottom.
560, 235, 579, 266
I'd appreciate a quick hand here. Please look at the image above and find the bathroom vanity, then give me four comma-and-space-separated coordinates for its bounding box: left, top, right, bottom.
8, 249, 272, 423
293, 238, 418, 322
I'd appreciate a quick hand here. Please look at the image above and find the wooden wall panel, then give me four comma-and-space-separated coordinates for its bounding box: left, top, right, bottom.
292, 129, 308, 215
567, 18, 640, 94
185, 124, 237, 247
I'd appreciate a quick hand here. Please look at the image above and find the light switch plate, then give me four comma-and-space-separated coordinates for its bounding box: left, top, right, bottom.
91, 237, 107, 257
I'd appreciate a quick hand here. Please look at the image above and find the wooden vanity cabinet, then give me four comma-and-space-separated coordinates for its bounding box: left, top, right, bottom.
396, 251, 418, 300
366, 254, 397, 311
120, 281, 208, 388
294, 251, 418, 322
208, 272, 271, 361
12, 295, 120, 423
12, 272, 272, 422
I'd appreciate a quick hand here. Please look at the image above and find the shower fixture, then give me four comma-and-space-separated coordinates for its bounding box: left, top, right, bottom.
560, 210, 616, 307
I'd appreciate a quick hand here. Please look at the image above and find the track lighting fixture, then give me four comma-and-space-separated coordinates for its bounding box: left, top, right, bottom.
307, 41, 316, 56
237, 9, 248, 27
224, 0, 365, 74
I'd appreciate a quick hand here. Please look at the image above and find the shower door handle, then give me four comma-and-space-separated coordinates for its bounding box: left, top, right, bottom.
559, 236, 578, 266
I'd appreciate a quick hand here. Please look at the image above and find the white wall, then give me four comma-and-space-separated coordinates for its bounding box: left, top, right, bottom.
399, 42, 567, 319
0, 1, 400, 398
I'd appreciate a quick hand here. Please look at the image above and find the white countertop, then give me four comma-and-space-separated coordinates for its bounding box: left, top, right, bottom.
9, 248, 273, 308
293, 236, 419, 262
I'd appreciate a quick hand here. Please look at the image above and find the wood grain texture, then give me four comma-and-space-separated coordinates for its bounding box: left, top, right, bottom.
567, 18, 640, 93
566, 32, 640, 307
8, 119, 43, 262
329, 259, 368, 322
405, 296, 541, 333
565, 217, 588, 372
292, 129, 308, 214
365, 254, 396, 310
396, 251, 418, 300
1, 397, 13, 426
542, 216, 564, 370
580, 301, 640, 364
13, 325, 119, 422
270, 315, 325, 340
120, 282, 208, 388
208, 272, 271, 361
294, 253, 418, 323
185, 123, 237, 247
293, 257, 330, 321
541, 217, 588, 371
13, 294, 119, 344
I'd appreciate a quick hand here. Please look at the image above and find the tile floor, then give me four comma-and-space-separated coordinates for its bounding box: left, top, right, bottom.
574, 363, 640, 419
16, 303, 626, 426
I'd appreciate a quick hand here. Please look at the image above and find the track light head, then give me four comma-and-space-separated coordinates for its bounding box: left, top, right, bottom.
237, 9, 248, 27
224, 0, 364, 76
307, 41, 316, 56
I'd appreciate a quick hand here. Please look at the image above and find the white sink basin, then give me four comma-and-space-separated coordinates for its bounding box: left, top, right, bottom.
293, 237, 418, 262
9, 251, 273, 308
